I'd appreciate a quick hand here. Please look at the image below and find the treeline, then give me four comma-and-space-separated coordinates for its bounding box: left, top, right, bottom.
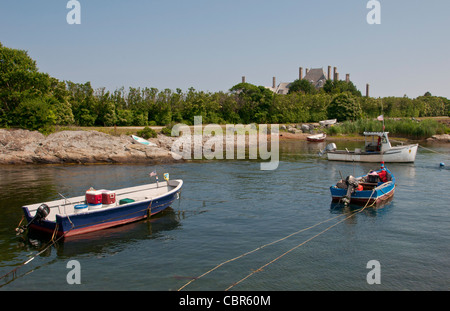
1, 43, 449, 133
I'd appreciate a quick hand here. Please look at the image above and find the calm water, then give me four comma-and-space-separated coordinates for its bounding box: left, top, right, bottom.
0, 140, 449, 291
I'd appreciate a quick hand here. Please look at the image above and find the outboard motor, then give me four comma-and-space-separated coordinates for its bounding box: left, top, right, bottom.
34, 204, 50, 223
319, 143, 337, 157
342, 175, 359, 206
16, 204, 50, 235
325, 143, 337, 152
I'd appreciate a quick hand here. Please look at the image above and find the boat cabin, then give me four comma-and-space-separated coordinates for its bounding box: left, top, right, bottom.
364, 132, 392, 153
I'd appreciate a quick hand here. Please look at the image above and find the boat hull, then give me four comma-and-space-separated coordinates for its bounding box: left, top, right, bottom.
307, 134, 326, 142
22, 180, 182, 238
327, 144, 418, 162
131, 135, 157, 147
329, 168, 395, 207
330, 184, 395, 207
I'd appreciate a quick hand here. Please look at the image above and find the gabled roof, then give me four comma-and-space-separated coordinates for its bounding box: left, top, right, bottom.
304, 68, 327, 87
265, 82, 292, 95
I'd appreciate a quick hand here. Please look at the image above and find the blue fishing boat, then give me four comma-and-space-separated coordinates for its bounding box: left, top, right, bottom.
18, 179, 183, 238
330, 163, 395, 207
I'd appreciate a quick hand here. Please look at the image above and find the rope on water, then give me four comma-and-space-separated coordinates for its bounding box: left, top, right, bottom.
178, 190, 377, 291
417, 144, 450, 159
0, 223, 72, 287
225, 190, 377, 291
390, 138, 450, 159
177, 213, 345, 291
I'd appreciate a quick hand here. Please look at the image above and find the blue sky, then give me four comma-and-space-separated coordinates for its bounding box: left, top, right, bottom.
1, 0, 450, 98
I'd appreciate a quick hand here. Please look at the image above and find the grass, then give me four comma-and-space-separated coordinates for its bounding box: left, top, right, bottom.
325, 118, 449, 139
49, 125, 148, 136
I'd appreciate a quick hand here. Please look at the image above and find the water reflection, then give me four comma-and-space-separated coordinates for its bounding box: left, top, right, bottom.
20, 208, 181, 258
329, 197, 394, 218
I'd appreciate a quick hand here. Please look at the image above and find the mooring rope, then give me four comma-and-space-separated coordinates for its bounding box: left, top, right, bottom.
417, 144, 450, 159
177, 212, 346, 291
389, 138, 450, 159
178, 190, 377, 291
0, 223, 72, 287
225, 191, 376, 291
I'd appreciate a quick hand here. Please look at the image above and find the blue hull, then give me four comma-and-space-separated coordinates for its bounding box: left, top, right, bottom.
330, 168, 395, 206
22, 181, 182, 238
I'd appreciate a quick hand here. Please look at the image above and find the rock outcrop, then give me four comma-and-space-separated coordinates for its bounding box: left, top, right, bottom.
426, 134, 450, 143
0, 129, 179, 164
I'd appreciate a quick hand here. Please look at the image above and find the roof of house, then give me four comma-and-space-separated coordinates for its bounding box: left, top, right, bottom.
304, 68, 327, 87
265, 82, 292, 95
265, 67, 329, 94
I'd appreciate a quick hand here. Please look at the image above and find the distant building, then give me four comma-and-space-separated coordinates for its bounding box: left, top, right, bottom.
241, 66, 366, 95
303, 68, 327, 88
266, 81, 292, 95
263, 66, 349, 94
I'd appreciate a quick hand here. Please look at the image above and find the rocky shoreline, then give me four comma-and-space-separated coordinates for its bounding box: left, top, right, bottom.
0, 129, 180, 165
0, 128, 448, 165
426, 134, 450, 143
0, 128, 271, 165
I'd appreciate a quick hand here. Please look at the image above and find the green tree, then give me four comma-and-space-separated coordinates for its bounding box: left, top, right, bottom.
47, 97, 75, 125
323, 80, 361, 97
0, 42, 52, 126
13, 97, 56, 131
116, 109, 134, 126
230, 83, 274, 124
67, 81, 98, 126
288, 79, 316, 94
327, 93, 362, 121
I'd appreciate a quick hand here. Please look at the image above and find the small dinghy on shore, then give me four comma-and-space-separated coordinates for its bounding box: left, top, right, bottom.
132, 135, 157, 147
330, 162, 395, 207
307, 133, 326, 142
17, 179, 183, 238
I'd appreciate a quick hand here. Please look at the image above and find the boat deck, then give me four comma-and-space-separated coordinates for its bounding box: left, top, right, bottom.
24, 181, 177, 221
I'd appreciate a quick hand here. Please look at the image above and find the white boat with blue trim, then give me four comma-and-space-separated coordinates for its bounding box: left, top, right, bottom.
18, 179, 183, 238
322, 132, 418, 162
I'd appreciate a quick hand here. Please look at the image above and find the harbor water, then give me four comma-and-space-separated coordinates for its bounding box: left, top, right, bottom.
0, 140, 449, 290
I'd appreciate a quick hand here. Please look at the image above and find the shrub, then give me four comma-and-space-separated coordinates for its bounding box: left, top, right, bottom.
136, 126, 157, 139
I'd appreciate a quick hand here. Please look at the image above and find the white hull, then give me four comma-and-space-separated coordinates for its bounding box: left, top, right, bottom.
132, 135, 157, 147
307, 133, 326, 142
327, 144, 418, 162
